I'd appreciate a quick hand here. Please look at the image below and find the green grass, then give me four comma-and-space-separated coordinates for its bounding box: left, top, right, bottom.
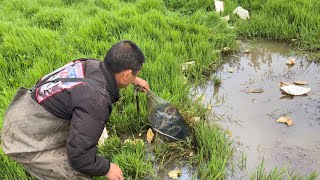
0, 150, 33, 180
164, 0, 320, 56
213, 75, 222, 86
224, 0, 320, 60
152, 135, 194, 169
0, 0, 319, 179
250, 160, 318, 180
194, 121, 233, 179
96, 136, 154, 180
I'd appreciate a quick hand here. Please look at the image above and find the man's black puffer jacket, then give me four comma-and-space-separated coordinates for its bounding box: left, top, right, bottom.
31, 59, 119, 176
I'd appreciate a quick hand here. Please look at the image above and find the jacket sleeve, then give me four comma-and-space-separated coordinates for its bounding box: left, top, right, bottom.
66, 101, 111, 176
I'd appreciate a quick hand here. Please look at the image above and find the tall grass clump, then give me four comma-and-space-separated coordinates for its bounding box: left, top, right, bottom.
0, 151, 33, 180
97, 137, 154, 180
194, 121, 233, 179
0, 0, 236, 179
250, 160, 318, 180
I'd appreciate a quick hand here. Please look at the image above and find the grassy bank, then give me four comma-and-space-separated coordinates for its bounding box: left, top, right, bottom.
226, 0, 320, 60
162, 0, 320, 58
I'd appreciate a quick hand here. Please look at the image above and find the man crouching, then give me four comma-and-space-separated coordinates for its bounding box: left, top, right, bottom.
1, 40, 149, 180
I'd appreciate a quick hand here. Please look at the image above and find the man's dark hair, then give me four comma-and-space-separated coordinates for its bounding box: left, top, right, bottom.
104, 40, 145, 75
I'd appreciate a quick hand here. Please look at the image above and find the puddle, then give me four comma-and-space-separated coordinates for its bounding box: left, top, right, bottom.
195, 40, 320, 178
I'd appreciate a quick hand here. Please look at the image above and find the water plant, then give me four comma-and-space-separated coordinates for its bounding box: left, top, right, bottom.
250, 160, 318, 180
213, 75, 222, 86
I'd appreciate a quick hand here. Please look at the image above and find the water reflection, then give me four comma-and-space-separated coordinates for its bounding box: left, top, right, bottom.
196, 40, 320, 178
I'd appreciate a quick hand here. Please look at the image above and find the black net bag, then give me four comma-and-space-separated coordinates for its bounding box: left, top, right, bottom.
146, 91, 190, 140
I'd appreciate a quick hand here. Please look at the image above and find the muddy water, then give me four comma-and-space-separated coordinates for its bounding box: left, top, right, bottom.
196, 40, 320, 177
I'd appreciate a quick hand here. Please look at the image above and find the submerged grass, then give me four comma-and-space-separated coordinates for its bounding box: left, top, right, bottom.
0, 0, 318, 179
250, 160, 318, 180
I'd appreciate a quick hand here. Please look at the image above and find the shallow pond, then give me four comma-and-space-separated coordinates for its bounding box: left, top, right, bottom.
195, 40, 320, 178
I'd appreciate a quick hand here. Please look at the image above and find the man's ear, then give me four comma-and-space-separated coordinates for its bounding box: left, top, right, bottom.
123, 69, 132, 81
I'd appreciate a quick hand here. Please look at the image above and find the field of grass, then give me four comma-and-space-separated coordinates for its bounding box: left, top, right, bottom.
226, 0, 320, 59
0, 0, 318, 179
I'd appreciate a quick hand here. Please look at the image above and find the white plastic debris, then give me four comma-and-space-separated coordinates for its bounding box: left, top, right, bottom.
222, 15, 230, 21
181, 61, 195, 71
286, 57, 296, 65
233, 6, 250, 19
98, 127, 109, 146
280, 85, 311, 96
223, 47, 231, 51
227, 68, 234, 73
168, 169, 182, 179
214, 1, 224, 13
191, 116, 200, 122
276, 117, 293, 126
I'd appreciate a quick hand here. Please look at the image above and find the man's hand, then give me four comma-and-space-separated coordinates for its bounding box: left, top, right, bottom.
106, 163, 123, 180
133, 77, 150, 92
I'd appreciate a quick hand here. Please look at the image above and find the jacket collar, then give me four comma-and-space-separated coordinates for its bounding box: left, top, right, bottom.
101, 62, 120, 103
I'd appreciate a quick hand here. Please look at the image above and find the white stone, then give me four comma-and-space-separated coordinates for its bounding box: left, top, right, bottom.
233, 6, 250, 19
214, 1, 224, 13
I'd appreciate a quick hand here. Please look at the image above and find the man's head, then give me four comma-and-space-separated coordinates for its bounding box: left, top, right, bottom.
104, 40, 145, 88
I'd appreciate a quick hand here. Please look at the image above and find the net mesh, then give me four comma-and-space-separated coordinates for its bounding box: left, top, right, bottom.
146, 91, 190, 140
